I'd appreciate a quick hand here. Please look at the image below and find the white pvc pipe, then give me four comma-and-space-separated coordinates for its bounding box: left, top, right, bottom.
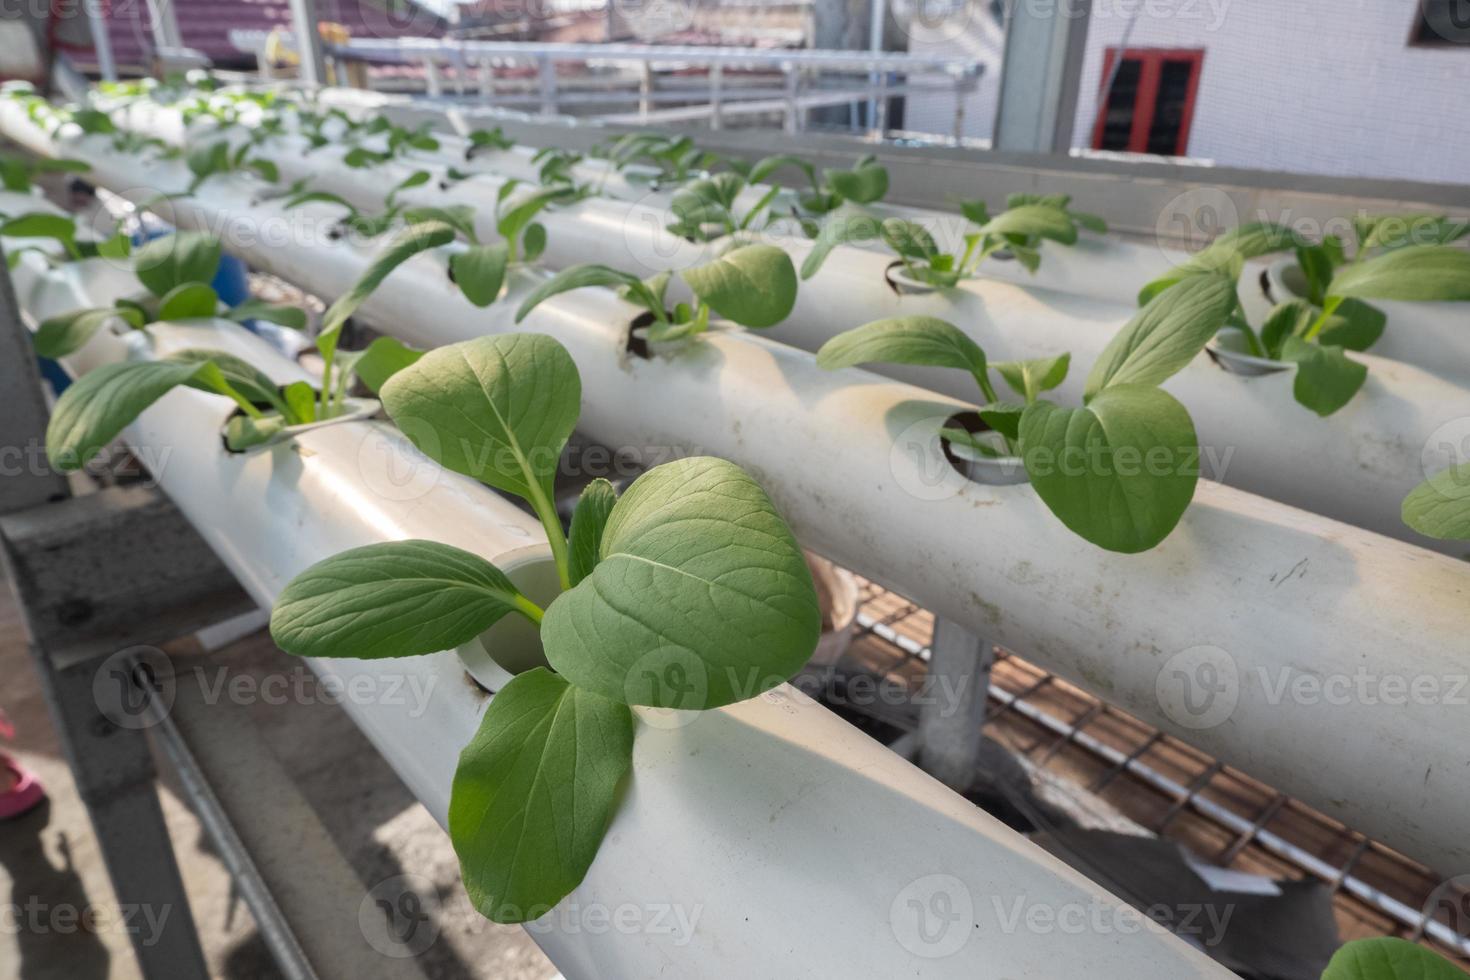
99, 112, 1466, 563
34, 152, 1470, 878
11, 247, 1230, 979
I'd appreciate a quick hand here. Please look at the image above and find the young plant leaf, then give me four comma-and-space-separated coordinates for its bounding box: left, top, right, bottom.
46, 359, 219, 470
824, 156, 888, 204
1321, 937, 1468, 980
568, 478, 618, 587
1316, 298, 1386, 352
224, 414, 288, 451
801, 207, 882, 279
133, 232, 222, 298
321, 221, 456, 335
156, 281, 220, 320
515, 265, 655, 323
449, 668, 633, 924
981, 204, 1079, 245
33, 306, 144, 358
1085, 273, 1238, 400
450, 242, 509, 307
1327, 245, 1470, 302
816, 316, 987, 384
540, 456, 821, 709
682, 243, 797, 328
1019, 385, 1199, 553
345, 336, 423, 394
1401, 463, 1470, 541
1280, 338, 1367, 417
993, 354, 1071, 403
227, 298, 308, 330
379, 333, 580, 502
1, 212, 79, 257
269, 540, 538, 660
166, 349, 285, 414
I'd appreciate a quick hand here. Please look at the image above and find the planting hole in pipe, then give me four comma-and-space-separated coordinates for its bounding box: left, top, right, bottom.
884, 259, 939, 297
461, 549, 561, 692
220, 395, 380, 453
1205, 336, 1296, 378
940, 410, 1029, 486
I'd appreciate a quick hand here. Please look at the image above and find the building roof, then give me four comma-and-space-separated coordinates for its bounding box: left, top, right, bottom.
97, 0, 447, 72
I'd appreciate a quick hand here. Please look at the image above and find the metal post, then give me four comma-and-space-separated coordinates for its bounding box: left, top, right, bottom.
866, 0, 887, 131
286, 0, 327, 87
423, 58, 443, 97
537, 55, 557, 117
638, 61, 654, 121
992, 0, 1092, 152
871, 70, 888, 138
917, 618, 994, 792
84, 0, 117, 81
142, 0, 182, 50
478, 60, 493, 103
783, 62, 801, 134
0, 244, 68, 515
709, 63, 723, 131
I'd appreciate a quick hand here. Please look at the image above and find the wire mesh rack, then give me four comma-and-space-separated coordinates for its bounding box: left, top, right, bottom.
821, 577, 1470, 970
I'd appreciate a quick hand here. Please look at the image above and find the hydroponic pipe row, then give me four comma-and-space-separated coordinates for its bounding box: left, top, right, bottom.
302, 86, 1470, 381
19, 134, 1468, 879
5, 247, 1230, 979
57, 98, 1470, 561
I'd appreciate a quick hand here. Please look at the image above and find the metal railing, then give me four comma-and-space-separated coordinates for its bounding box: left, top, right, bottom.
229, 33, 983, 138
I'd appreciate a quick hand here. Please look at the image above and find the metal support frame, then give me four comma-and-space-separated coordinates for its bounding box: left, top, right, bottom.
0, 244, 68, 514
84, 0, 118, 82
917, 618, 994, 792
992, 0, 1092, 152
285, 0, 327, 87
0, 486, 258, 979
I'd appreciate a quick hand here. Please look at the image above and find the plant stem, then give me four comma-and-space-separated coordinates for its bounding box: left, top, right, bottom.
221, 386, 265, 420
513, 594, 545, 624
525, 478, 573, 591
1302, 295, 1343, 342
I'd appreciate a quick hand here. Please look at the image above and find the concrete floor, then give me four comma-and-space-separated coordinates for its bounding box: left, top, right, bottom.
0, 571, 558, 980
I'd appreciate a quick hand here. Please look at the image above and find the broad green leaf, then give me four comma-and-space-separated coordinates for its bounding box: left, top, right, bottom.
1280, 338, 1367, 417
1, 212, 78, 256
959, 199, 991, 226
541, 456, 820, 708
1316, 298, 1386, 352
46, 359, 213, 470
1321, 937, 1468, 980
402, 204, 478, 241
156, 281, 219, 320
880, 218, 939, 261
816, 316, 987, 385
133, 232, 222, 298
1137, 246, 1244, 305
450, 242, 509, 307
801, 207, 882, 279
321, 221, 455, 334
1085, 273, 1238, 400
1020, 385, 1199, 553
283, 381, 317, 423
33, 306, 142, 359
978, 402, 1025, 441
515, 264, 649, 323
227, 298, 308, 330
824, 157, 888, 204
345, 336, 422, 394
522, 222, 548, 261
748, 153, 816, 188
186, 140, 229, 179
1071, 211, 1108, 234
1402, 463, 1470, 541
981, 204, 1079, 245
568, 478, 618, 586
497, 186, 572, 246
269, 540, 535, 659
93, 232, 133, 261
993, 354, 1071, 403
1259, 299, 1316, 358
1328, 245, 1470, 302
449, 668, 633, 923
379, 333, 580, 501
166, 349, 285, 414
284, 190, 357, 214
681, 243, 797, 328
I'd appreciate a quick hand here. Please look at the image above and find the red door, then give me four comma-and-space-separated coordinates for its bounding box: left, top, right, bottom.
1091, 47, 1205, 156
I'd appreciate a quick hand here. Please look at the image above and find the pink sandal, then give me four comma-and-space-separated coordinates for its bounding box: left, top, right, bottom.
0, 756, 46, 820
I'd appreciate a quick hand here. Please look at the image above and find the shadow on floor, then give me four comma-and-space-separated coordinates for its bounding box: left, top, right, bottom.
0, 800, 111, 979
